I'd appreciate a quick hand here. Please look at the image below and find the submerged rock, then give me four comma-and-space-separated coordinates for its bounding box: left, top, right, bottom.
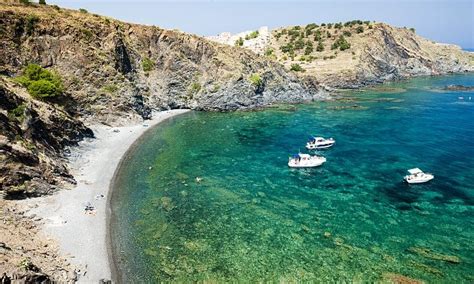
443, 84, 474, 91
407, 246, 461, 264
381, 272, 424, 284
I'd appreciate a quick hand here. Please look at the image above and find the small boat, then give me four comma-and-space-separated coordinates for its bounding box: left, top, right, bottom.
288, 153, 326, 168
404, 168, 434, 184
306, 136, 335, 150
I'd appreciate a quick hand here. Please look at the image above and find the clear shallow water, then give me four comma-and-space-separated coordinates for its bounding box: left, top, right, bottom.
111, 74, 474, 282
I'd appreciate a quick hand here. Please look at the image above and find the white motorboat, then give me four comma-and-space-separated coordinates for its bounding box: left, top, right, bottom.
306, 136, 335, 150
404, 168, 434, 184
288, 153, 326, 168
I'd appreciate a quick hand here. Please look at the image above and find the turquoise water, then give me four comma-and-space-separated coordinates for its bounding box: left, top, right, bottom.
111, 74, 474, 282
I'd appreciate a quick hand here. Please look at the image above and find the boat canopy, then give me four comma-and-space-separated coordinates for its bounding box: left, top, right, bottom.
308, 136, 324, 140
408, 168, 423, 174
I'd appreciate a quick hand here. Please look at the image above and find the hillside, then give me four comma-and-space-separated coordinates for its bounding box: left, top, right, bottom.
0, 2, 324, 198
208, 21, 474, 88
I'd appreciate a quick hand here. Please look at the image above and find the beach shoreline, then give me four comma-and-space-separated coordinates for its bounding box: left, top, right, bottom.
21, 109, 190, 282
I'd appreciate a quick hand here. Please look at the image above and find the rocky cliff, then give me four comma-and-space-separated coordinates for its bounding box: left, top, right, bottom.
209, 22, 474, 88
0, 3, 324, 123
0, 2, 325, 196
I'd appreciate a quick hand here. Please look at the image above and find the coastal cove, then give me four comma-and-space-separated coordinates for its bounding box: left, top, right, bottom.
21, 109, 190, 282
111, 74, 474, 282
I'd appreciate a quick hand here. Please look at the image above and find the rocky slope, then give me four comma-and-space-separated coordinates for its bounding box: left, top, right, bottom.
0, 3, 324, 122
0, 78, 93, 198
209, 22, 474, 88
0, 199, 77, 282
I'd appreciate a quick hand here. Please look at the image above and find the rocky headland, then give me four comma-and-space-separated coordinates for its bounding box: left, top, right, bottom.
208, 23, 474, 88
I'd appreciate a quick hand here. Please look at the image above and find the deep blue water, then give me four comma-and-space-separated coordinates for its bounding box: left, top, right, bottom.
111, 74, 474, 282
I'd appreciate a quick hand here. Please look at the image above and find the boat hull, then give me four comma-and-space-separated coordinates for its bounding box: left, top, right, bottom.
306, 143, 335, 150
288, 157, 326, 168
404, 174, 434, 184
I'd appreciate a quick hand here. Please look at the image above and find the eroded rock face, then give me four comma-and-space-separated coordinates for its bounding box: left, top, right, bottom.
0, 3, 326, 123
0, 80, 93, 198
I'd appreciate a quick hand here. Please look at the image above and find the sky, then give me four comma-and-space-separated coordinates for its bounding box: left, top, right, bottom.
47, 0, 474, 48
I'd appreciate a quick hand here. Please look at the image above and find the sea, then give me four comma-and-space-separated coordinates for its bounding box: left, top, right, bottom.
110, 74, 474, 282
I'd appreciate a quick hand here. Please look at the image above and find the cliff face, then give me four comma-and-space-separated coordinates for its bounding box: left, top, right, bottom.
0, 78, 93, 197
209, 23, 474, 88
0, 3, 326, 198
0, 3, 324, 124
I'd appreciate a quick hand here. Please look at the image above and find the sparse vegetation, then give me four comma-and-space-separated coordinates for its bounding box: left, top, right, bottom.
142, 57, 155, 72
245, 30, 259, 40
331, 35, 351, 51
304, 41, 313, 55
290, 63, 305, 72
249, 73, 263, 86
79, 8, 88, 14
15, 64, 63, 100
235, 37, 244, 47
356, 26, 364, 34
409, 27, 416, 33
264, 48, 274, 56
188, 82, 201, 94
39, 0, 46, 5
8, 103, 27, 123
316, 40, 324, 52
102, 84, 118, 94
343, 30, 352, 37
52, 5, 60, 10
25, 15, 39, 35
81, 28, 93, 41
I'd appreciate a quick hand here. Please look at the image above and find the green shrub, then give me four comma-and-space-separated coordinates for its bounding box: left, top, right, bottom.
26, 15, 39, 35
409, 27, 416, 33
248, 31, 259, 39
39, 0, 46, 4
304, 41, 313, 55
8, 103, 26, 122
81, 28, 93, 41
294, 39, 305, 50
19, 0, 31, 5
102, 84, 118, 94
52, 5, 60, 10
28, 80, 61, 99
16, 64, 63, 100
249, 73, 262, 86
356, 26, 364, 34
264, 48, 274, 56
334, 23, 342, 29
316, 40, 324, 52
290, 63, 304, 72
305, 23, 318, 30
235, 37, 244, 47
314, 30, 322, 41
189, 82, 201, 94
79, 8, 88, 13
327, 31, 332, 38
343, 30, 352, 37
142, 57, 155, 72
280, 43, 294, 53
368, 25, 373, 29
331, 35, 351, 51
